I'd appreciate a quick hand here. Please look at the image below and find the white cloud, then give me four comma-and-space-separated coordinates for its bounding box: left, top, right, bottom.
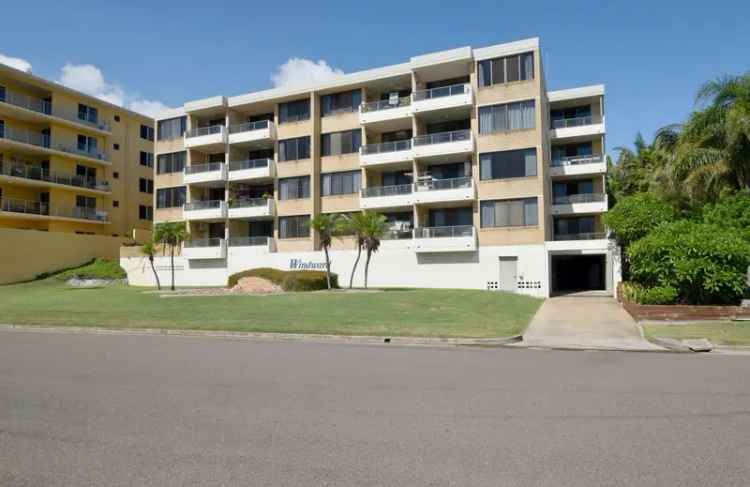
128, 99, 171, 118
0, 53, 32, 72
271, 58, 344, 88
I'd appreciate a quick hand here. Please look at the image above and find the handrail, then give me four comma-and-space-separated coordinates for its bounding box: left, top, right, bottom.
412, 83, 469, 101
551, 154, 604, 167
360, 183, 413, 198
68, 207, 108, 222
0, 161, 110, 191
0, 88, 110, 131
381, 229, 413, 240
360, 139, 412, 155
184, 238, 224, 248
228, 120, 270, 134
553, 193, 606, 204
415, 176, 472, 191
413, 129, 471, 146
185, 125, 224, 138
414, 225, 474, 239
0, 198, 108, 221
360, 96, 411, 112
554, 232, 606, 241
0, 125, 51, 148
228, 158, 270, 171
184, 200, 223, 211
55, 142, 109, 161
552, 116, 594, 129
228, 236, 270, 247
184, 162, 224, 174
228, 198, 269, 209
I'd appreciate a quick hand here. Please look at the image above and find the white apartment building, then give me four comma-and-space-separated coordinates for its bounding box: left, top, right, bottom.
123, 37, 619, 296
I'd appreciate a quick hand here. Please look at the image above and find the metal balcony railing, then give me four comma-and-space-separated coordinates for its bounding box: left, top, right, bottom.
0, 88, 110, 131
184, 200, 223, 211
228, 198, 269, 209
551, 154, 604, 167
416, 176, 472, 191
228, 120, 270, 134
228, 158, 270, 171
552, 116, 594, 129
228, 236, 270, 247
413, 129, 471, 146
185, 125, 224, 138
414, 225, 474, 239
184, 162, 224, 174
69, 207, 108, 222
56, 142, 109, 161
361, 183, 413, 198
0, 198, 49, 215
412, 83, 469, 101
360, 96, 411, 112
553, 193, 606, 205
360, 140, 412, 155
553, 232, 607, 241
0, 161, 110, 191
184, 238, 223, 248
0, 125, 51, 148
381, 229, 414, 240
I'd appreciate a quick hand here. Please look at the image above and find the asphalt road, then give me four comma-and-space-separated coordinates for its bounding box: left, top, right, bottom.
1, 331, 748, 487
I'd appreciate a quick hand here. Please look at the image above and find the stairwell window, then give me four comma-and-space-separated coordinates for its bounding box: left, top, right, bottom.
479, 100, 535, 134
279, 176, 310, 200
480, 197, 538, 228
278, 99, 310, 124
321, 129, 361, 156
478, 52, 534, 87
157, 151, 186, 174
279, 215, 310, 239
321, 170, 361, 196
480, 148, 537, 180
278, 136, 310, 161
321, 90, 362, 117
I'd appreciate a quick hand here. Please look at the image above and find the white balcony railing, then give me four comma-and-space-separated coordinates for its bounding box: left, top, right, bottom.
360, 140, 412, 155
228, 120, 270, 134
552, 116, 594, 129
360, 183, 414, 209
0, 198, 108, 222
553, 193, 606, 205
185, 125, 225, 138
182, 238, 227, 259
412, 129, 473, 159
411, 84, 473, 115
550, 193, 608, 215
413, 225, 477, 253
0, 88, 111, 131
413, 129, 471, 147
183, 200, 227, 220
412, 83, 470, 101
184, 162, 224, 175
0, 161, 110, 192
359, 140, 413, 166
360, 96, 411, 113
227, 198, 274, 219
227, 158, 274, 181
550, 154, 604, 167
361, 183, 413, 198
227, 236, 271, 247
413, 176, 474, 204
553, 232, 607, 241
183, 162, 227, 184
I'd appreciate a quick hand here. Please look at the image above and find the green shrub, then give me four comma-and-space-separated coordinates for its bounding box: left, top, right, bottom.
52, 258, 127, 281
702, 190, 750, 242
227, 268, 337, 292
628, 220, 750, 305
622, 282, 678, 305
603, 193, 678, 247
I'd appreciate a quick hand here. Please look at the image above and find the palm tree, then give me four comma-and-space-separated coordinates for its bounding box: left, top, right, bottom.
338, 212, 368, 289
359, 210, 389, 289
141, 241, 161, 290
153, 222, 188, 291
310, 213, 339, 290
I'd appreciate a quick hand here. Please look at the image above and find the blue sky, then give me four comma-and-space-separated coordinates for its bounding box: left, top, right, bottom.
2, 0, 749, 154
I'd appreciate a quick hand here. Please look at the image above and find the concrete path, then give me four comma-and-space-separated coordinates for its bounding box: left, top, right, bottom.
521, 296, 664, 351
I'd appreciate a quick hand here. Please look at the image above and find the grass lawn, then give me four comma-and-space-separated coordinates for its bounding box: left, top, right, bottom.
0, 279, 543, 338
644, 321, 750, 346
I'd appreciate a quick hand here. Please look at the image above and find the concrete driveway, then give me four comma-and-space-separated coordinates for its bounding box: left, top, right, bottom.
522, 296, 664, 351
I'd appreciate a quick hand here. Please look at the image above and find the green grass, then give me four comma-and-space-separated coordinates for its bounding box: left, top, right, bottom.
0, 279, 542, 338
50, 258, 126, 281
644, 321, 750, 346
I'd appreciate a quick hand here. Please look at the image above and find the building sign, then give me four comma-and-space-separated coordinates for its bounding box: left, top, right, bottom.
289, 258, 327, 270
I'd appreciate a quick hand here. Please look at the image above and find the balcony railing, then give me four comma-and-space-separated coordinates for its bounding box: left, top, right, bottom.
228, 120, 270, 134
381, 229, 413, 240
184, 238, 223, 248
0, 125, 51, 148
360, 96, 411, 112
229, 158, 269, 171
56, 142, 109, 161
412, 83, 469, 101
552, 116, 594, 129
185, 125, 224, 138
414, 225, 474, 239
0, 161, 110, 191
416, 176, 472, 191
551, 154, 604, 167
413, 129, 471, 146
0, 198, 107, 221
553, 193, 606, 205
228, 236, 270, 247
184, 162, 224, 174
0, 88, 110, 131
554, 232, 607, 241
228, 197, 269, 209
361, 183, 413, 198
69, 207, 108, 222
184, 200, 224, 211
360, 140, 412, 155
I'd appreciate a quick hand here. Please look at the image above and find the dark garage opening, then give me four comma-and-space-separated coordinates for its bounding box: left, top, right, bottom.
551, 254, 606, 293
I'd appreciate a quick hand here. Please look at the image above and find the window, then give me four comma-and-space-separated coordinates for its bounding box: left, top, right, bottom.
77, 135, 98, 153
554, 216, 595, 237
113, 171, 119, 179
279, 215, 310, 239
113, 200, 119, 207
478, 100, 536, 134
76, 164, 97, 180
140, 124, 154, 141
139, 178, 154, 194
157, 116, 186, 140
76, 195, 96, 209
113, 143, 120, 151
321, 129, 361, 156
156, 151, 185, 174
278, 136, 310, 161
478, 52, 534, 87
321, 170, 361, 196
77, 104, 98, 124
480, 148, 537, 180
156, 186, 186, 208
321, 90, 362, 117
480, 198, 538, 228
140, 151, 154, 168
114, 115, 120, 122
278, 99, 310, 124
139, 205, 153, 221
278, 176, 310, 200
0, 85, 5, 102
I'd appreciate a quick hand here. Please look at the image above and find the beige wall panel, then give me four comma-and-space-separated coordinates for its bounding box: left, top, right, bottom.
320, 112, 359, 133
320, 194, 360, 213
276, 198, 313, 216
320, 153, 360, 173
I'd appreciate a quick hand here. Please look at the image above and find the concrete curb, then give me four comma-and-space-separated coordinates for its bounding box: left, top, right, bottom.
643, 336, 694, 353
0, 324, 522, 348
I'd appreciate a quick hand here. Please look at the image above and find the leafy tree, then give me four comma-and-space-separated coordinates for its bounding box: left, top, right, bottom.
310, 213, 340, 290
702, 190, 750, 241
603, 193, 677, 248
141, 241, 161, 290
359, 211, 389, 289
337, 212, 368, 289
153, 222, 188, 291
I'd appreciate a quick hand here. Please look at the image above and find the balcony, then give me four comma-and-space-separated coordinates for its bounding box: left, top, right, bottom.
227, 158, 274, 181
413, 225, 477, 253
549, 115, 605, 140
359, 184, 414, 209
359, 96, 412, 125
0, 125, 109, 163
0, 198, 108, 223
227, 198, 274, 219
553, 231, 607, 241
411, 84, 473, 115
184, 125, 227, 150
550, 193, 608, 215
0, 88, 111, 132
549, 154, 606, 177
413, 176, 474, 204
184, 162, 227, 185
359, 140, 413, 167
182, 238, 227, 260
227, 120, 275, 146
0, 161, 110, 193
412, 130, 474, 160
183, 200, 227, 220
227, 236, 276, 253
380, 228, 414, 250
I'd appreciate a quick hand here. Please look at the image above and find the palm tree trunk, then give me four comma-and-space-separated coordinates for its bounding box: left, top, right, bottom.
323, 245, 331, 290
170, 245, 175, 291
364, 248, 372, 289
149, 256, 161, 290
349, 244, 362, 289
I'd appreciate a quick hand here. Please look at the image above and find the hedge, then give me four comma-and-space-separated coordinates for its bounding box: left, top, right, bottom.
622, 282, 678, 305
227, 267, 338, 292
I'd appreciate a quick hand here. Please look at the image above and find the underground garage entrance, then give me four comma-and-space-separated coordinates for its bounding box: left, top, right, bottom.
551, 254, 606, 294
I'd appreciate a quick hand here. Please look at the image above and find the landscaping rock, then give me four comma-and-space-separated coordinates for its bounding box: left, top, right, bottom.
66, 278, 126, 288
681, 338, 713, 352
232, 277, 282, 294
